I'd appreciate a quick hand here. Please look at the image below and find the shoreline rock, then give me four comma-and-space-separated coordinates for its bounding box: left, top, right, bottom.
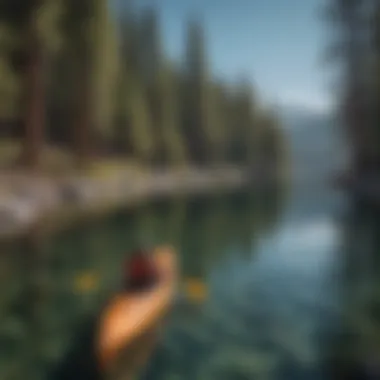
0, 167, 251, 242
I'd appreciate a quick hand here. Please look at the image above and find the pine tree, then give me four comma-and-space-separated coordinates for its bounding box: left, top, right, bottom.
138, 8, 186, 166
182, 18, 210, 165
114, 8, 155, 164
127, 76, 155, 164
371, 0, 380, 164
0, 47, 20, 120
325, 0, 375, 175
207, 81, 230, 164
159, 63, 187, 166
92, 0, 120, 152
113, 7, 137, 156
138, 8, 166, 165
62, 0, 94, 167
231, 79, 257, 165
63, 0, 118, 166
0, 0, 62, 169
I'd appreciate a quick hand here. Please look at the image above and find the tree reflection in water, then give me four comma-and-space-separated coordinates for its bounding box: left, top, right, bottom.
0, 239, 31, 379
142, 189, 285, 380
325, 199, 380, 379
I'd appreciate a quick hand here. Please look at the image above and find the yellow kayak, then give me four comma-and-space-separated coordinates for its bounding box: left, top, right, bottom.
96, 246, 177, 379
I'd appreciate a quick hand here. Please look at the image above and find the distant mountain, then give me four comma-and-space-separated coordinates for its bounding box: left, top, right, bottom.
278, 106, 348, 182
278, 105, 333, 130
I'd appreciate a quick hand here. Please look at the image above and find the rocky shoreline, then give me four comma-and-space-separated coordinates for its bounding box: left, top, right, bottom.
0, 167, 250, 242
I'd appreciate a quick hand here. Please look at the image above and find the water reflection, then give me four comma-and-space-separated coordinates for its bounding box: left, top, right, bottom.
142, 187, 343, 380
0, 188, 284, 380
325, 199, 380, 377
0, 240, 31, 379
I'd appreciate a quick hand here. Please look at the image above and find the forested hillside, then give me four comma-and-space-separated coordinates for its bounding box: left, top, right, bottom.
0, 0, 286, 173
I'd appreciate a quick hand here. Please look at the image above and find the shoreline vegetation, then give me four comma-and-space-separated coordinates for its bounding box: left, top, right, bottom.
0, 1, 288, 241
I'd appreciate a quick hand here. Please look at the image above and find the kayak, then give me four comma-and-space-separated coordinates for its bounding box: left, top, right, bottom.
96, 246, 177, 379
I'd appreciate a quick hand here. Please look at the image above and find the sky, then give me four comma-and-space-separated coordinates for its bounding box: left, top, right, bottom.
124, 0, 332, 112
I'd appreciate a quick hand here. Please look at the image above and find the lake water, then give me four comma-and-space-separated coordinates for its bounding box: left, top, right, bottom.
2, 173, 380, 379
141, 183, 348, 380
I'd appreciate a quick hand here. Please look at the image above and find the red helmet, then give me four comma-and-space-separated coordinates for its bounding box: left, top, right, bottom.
125, 249, 157, 285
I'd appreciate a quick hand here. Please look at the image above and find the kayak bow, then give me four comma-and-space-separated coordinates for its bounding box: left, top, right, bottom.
96, 246, 177, 379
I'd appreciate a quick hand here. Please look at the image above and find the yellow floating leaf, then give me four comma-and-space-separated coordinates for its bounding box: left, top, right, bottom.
73, 272, 100, 294
184, 278, 208, 303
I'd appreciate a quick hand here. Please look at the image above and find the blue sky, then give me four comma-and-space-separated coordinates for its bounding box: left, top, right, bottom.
123, 0, 331, 112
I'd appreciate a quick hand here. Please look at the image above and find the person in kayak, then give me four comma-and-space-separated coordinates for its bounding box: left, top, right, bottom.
52, 248, 160, 380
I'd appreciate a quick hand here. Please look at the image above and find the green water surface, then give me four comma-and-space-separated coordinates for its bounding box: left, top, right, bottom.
1, 183, 378, 379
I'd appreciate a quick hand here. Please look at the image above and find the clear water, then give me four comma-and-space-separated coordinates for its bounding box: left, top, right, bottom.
141, 184, 349, 380
1, 178, 360, 380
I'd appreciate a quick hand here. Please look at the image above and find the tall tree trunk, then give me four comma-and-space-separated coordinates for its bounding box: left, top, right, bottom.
74, 60, 93, 168
342, 0, 374, 176
21, 12, 46, 170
